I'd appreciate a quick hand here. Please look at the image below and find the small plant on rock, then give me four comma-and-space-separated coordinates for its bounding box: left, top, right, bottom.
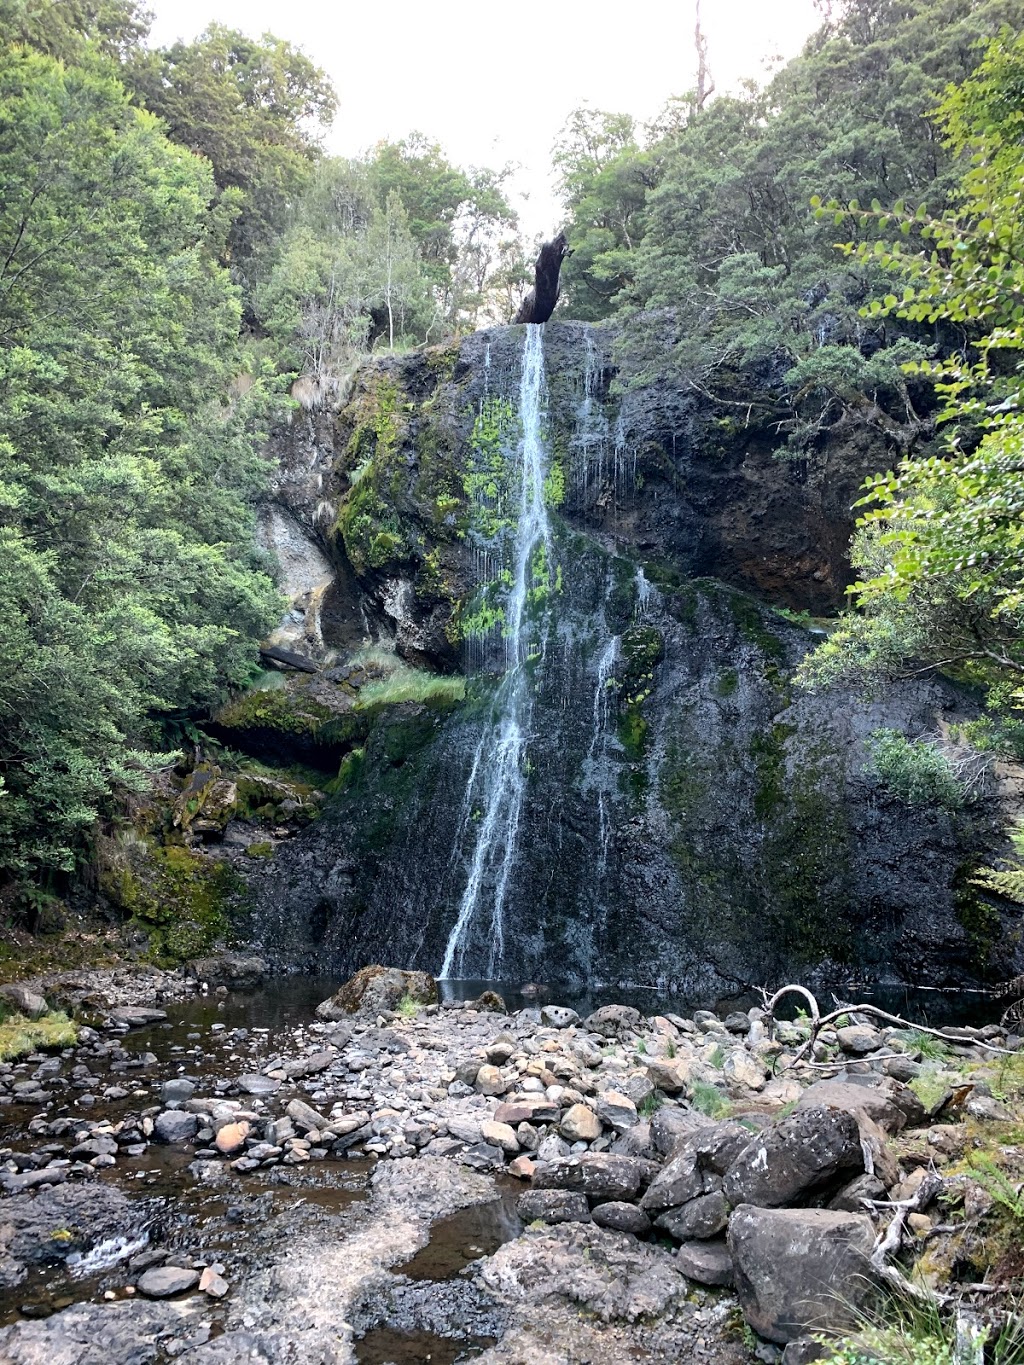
396, 994, 420, 1019
691, 1081, 731, 1118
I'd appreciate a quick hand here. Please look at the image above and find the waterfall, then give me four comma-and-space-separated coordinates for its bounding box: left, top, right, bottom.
440, 325, 552, 979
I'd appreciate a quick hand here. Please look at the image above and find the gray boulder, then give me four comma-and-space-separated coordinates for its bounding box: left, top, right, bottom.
650, 1107, 709, 1156
541, 1004, 581, 1029
136, 1265, 200, 1298
517, 1189, 591, 1224
533, 1153, 644, 1201
153, 1109, 199, 1144
0, 984, 47, 1019
160, 1078, 195, 1107
187, 954, 267, 991
728, 1204, 875, 1344
723, 1107, 862, 1207
654, 1191, 729, 1241
584, 1005, 642, 1038
640, 1148, 704, 1213
676, 1237, 734, 1286
794, 1078, 909, 1134
314, 965, 437, 1020
591, 1201, 652, 1235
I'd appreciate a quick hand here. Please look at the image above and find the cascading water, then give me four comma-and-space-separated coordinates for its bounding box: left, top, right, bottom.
440, 326, 553, 979
584, 632, 619, 877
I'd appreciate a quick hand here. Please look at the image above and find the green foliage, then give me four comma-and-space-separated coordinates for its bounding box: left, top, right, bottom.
126, 24, 336, 293
818, 1285, 1024, 1364
396, 993, 420, 1019
970, 1152, 1024, 1223
354, 668, 466, 709
867, 730, 965, 809
898, 1028, 952, 1061
972, 819, 1024, 904
0, 46, 281, 887
802, 29, 1024, 715
0, 1010, 77, 1062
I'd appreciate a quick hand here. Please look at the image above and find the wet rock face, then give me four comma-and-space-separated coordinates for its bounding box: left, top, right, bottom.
246, 322, 1018, 993
0, 1184, 144, 1288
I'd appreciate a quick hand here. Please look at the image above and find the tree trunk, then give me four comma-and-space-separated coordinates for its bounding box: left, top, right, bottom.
514, 233, 571, 324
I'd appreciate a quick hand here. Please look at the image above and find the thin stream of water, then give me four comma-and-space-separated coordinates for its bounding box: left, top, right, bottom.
441, 326, 553, 979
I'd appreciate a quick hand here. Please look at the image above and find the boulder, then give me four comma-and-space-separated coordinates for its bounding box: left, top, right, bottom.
676, 1238, 734, 1287
584, 1005, 642, 1038
160, 1078, 195, 1107
596, 1091, 639, 1132
0, 984, 47, 1020
187, 954, 267, 991
690, 1121, 753, 1174
481, 1120, 519, 1154
794, 1078, 907, 1135
728, 1205, 875, 1344
541, 1005, 581, 1028
723, 1108, 862, 1208
722, 1049, 767, 1091
215, 1122, 250, 1156
654, 1191, 729, 1241
560, 1104, 601, 1142
286, 1098, 330, 1132
640, 1148, 704, 1213
314, 965, 437, 1020
591, 1201, 652, 1235
153, 1110, 198, 1144
645, 1057, 694, 1095
828, 1172, 887, 1212
650, 1107, 709, 1156
533, 1153, 644, 1201
517, 1189, 591, 1224
836, 1024, 882, 1055
236, 1074, 280, 1097
108, 1006, 167, 1026
136, 1265, 200, 1298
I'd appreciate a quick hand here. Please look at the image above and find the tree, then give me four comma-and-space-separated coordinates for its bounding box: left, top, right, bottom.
0, 46, 280, 884
798, 29, 1024, 723
126, 25, 336, 294
0, 0, 150, 61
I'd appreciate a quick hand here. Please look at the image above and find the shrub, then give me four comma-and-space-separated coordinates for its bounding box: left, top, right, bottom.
868, 730, 965, 810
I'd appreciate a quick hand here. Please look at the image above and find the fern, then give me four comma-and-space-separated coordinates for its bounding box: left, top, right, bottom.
972, 819, 1024, 905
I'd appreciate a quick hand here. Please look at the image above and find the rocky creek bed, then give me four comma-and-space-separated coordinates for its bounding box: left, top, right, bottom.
0, 961, 1022, 1364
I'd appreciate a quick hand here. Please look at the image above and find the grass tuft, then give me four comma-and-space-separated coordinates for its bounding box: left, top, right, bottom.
0, 1010, 78, 1062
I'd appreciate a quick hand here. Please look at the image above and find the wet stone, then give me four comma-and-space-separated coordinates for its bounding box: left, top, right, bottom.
517, 1189, 591, 1224
136, 1265, 200, 1298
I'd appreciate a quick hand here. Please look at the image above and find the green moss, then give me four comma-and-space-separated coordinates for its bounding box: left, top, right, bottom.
100, 840, 243, 966
0, 1010, 77, 1061
715, 669, 739, 698
216, 688, 333, 738
750, 722, 797, 819
728, 591, 788, 664
245, 842, 274, 859
618, 709, 649, 761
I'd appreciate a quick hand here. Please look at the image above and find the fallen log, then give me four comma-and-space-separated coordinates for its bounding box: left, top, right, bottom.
514, 233, 571, 324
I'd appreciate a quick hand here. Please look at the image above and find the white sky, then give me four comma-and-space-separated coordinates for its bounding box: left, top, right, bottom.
148, 0, 823, 239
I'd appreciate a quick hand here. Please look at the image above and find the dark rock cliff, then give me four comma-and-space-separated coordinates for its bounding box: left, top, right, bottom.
233, 322, 1023, 997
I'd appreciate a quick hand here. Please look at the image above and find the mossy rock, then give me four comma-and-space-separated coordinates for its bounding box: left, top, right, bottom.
99, 839, 242, 966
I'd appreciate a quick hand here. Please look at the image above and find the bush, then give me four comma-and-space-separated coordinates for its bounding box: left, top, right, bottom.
867, 730, 965, 810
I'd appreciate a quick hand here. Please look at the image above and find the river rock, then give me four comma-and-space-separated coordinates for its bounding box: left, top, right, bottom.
560, 1104, 601, 1142
215, 1121, 250, 1155
836, 1024, 883, 1054
691, 1121, 755, 1175
591, 1201, 652, 1235
0, 984, 47, 1019
728, 1205, 876, 1344
187, 953, 267, 990
314, 965, 437, 1020
199, 1266, 230, 1298
828, 1172, 887, 1212
481, 1120, 519, 1153
645, 1057, 694, 1095
137, 1265, 201, 1298
596, 1091, 638, 1131
655, 1191, 729, 1241
286, 1098, 329, 1132
676, 1237, 734, 1286
518, 1189, 591, 1224
160, 1078, 196, 1106
153, 1109, 198, 1144
474, 1064, 507, 1096
793, 1078, 907, 1134
282, 1050, 335, 1080
533, 1153, 643, 1201
584, 1005, 642, 1038
237, 1074, 280, 1097
723, 1107, 862, 1207
640, 1148, 704, 1213
107, 1006, 167, 1026
541, 1005, 580, 1028
722, 1049, 767, 1091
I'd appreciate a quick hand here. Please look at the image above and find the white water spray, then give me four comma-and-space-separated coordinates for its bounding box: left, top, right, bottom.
441, 326, 553, 979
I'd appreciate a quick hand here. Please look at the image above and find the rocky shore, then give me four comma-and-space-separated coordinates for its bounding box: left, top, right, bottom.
0, 961, 1021, 1363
